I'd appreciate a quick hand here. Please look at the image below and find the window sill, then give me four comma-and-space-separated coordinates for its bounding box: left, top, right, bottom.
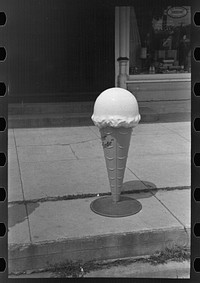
127, 73, 191, 83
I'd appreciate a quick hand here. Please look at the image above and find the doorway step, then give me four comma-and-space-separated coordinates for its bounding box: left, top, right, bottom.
8, 102, 163, 128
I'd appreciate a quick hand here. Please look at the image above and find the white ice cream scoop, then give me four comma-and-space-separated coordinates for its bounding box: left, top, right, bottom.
91, 87, 141, 129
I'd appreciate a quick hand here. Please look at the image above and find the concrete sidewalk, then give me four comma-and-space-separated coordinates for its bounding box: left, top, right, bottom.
8, 121, 191, 277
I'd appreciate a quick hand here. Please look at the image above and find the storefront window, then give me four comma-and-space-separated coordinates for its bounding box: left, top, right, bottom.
129, 4, 191, 75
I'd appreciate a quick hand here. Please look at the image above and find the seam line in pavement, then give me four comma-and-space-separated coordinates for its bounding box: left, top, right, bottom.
13, 130, 33, 243
15, 138, 100, 148
128, 152, 190, 157
161, 122, 191, 142
150, 192, 189, 235
88, 126, 100, 138
126, 167, 189, 233
126, 167, 153, 190
8, 186, 190, 205
69, 144, 79, 160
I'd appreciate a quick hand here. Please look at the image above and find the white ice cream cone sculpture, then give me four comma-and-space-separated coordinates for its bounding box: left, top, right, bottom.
100, 126, 132, 202
91, 87, 142, 217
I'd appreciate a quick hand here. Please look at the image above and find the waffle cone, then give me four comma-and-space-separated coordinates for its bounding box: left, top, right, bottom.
100, 127, 132, 203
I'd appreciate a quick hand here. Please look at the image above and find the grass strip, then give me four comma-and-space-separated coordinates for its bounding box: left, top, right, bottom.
47, 245, 190, 278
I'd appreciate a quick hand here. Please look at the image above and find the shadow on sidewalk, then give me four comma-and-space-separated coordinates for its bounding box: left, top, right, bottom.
8, 180, 157, 229
8, 202, 40, 229
123, 180, 157, 200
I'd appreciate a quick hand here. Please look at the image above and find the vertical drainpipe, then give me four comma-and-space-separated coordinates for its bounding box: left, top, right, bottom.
117, 7, 130, 89
117, 57, 129, 89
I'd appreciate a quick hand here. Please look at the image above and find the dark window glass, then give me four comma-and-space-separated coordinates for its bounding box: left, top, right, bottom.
129, 5, 191, 75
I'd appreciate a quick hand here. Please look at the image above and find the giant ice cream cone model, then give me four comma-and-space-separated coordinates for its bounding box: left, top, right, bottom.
91, 87, 142, 217
100, 126, 132, 203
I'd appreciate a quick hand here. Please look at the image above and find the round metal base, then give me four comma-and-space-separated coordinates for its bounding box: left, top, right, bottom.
90, 195, 142, 217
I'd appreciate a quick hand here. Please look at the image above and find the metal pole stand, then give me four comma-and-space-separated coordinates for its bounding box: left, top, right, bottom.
90, 195, 142, 218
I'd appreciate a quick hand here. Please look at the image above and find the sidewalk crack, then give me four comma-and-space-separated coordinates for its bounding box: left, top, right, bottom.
126, 168, 189, 237
13, 130, 33, 243
162, 123, 191, 143
126, 167, 151, 190
69, 144, 79, 160
151, 192, 188, 231
88, 126, 101, 138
